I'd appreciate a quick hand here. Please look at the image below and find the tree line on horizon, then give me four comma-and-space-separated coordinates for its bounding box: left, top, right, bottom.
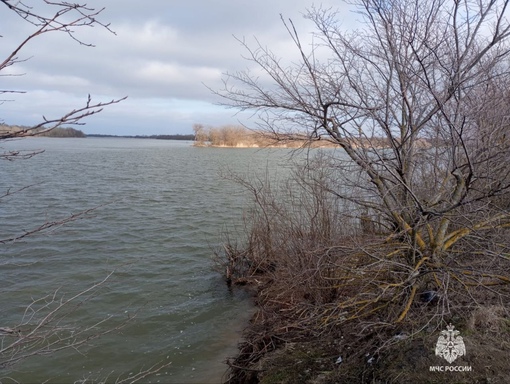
0, 124, 86, 138
88, 133, 195, 140
1, 124, 195, 140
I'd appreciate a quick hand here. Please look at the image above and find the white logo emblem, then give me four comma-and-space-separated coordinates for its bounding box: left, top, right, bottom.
435, 324, 466, 364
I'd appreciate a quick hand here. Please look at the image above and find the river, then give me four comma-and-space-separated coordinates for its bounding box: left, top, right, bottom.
0, 137, 295, 383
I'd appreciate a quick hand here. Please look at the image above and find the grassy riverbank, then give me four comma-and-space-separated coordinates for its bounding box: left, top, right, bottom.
218, 153, 510, 384
224, 303, 510, 383
210, 1, 510, 381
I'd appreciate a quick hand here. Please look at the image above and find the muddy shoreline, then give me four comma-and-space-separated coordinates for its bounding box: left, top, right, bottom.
223, 282, 510, 384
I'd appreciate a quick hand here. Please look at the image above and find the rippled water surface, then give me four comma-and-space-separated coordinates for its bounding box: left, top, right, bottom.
0, 138, 295, 383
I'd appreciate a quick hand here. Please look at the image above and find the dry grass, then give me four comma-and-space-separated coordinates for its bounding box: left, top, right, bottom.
217, 154, 510, 383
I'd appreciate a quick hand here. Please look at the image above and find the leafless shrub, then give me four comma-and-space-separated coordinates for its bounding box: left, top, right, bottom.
0, 0, 126, 147
0, 273, 123, 370
220, 149, 510, 381
217, 0, 510, 334
215, 0, 510, 380
0, 1, 141, 380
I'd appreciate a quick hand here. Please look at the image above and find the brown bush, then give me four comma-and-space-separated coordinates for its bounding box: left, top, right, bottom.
218, 152, 510, 383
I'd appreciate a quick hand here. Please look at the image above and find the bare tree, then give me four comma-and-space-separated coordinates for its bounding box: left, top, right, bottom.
0, 2, 170, 381
0, 0, 126, 231
218, 0, 510, 328
192, 123, 208, 145
0, 0, 126, 143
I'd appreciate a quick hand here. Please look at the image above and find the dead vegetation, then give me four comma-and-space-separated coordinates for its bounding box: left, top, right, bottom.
193, 124, 341, 148
216, 152, 510, 383
213, 0, 510, 381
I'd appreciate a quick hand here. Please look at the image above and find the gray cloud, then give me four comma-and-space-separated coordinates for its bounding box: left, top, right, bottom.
1, 0, 352, 135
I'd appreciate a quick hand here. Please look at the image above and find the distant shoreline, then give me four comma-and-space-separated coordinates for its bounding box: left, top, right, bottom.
1, 124, 195, 140
86, 134, 195, 141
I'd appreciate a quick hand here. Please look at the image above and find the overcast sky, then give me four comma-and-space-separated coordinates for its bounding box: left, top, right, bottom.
1, 1, 354, 135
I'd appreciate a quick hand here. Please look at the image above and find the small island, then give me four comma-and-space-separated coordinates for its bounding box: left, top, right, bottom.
192, 123, 434, 149
192, 123, 335, 148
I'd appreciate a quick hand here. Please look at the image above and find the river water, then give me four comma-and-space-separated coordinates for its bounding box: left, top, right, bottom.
0, 137, 295, 383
